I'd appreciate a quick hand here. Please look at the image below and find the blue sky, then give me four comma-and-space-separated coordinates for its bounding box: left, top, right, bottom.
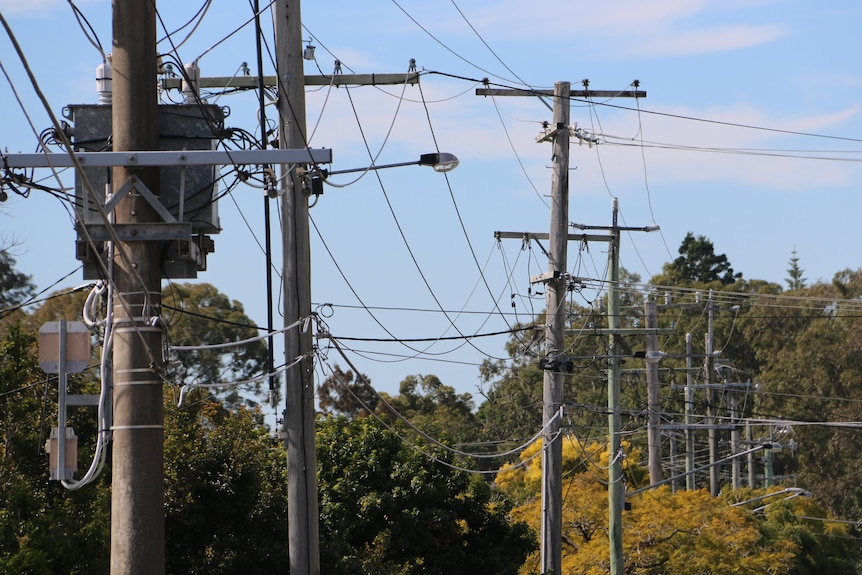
2, 1, 861, 405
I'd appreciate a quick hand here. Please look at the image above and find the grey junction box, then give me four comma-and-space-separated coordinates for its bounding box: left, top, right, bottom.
66, 104, 227, 279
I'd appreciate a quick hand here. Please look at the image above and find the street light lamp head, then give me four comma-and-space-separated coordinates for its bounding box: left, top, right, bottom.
322, 152, 460, 178
419, 152, 459, 173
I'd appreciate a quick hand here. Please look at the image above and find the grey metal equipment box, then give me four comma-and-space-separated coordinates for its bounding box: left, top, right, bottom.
66, 104, 227, 279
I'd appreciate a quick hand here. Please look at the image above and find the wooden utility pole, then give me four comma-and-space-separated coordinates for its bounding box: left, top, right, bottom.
478, 80, 645, 575
607, 199, 624, 575
110, 0, 164, 573
540, 80, 570, 575
275, 1, 320, 573
644, 300, 662, 486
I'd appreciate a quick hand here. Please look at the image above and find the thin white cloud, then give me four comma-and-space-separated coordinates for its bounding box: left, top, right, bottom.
0, 0, 66, 15
464, 0, 788, 59
595, 103, 862, 192
623, 23, 787, 58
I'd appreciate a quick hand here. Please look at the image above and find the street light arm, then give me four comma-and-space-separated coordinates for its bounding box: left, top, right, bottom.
627, 444, 773, 498
322, 152, 459, 177
730, 487, 811, 513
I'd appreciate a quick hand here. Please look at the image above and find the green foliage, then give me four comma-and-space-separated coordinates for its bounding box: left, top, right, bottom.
18, 288, 91, 336
317, 416, 536, 575
0, 250, 35, 310
0, 323, 111, 575
317, 364, 380, 417
786, 249, 807, 291
725, 487, 859, 575
162, 282, 269, 408
653, 232, 741, 286
164, 389, 288, 573
475, 272, 645, 456
384, 374, 477, 443
1, 313, 533, 574
318, 367, 482, 448
498, 441, 801, 575
748, 269, 862, 520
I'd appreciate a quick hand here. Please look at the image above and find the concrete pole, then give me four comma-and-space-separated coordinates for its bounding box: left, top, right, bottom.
540, 80, 569, 575
705, 290, 720, 496
644, 300, 662, 486
730, 387, 741, 489
608, 199, 623, 575
274, 1, 320, 573
685, 333, 695, 490
747, 421, 757, 489
764, 426, 775, 488
110, 0, 164, 572
669, 431, 678, 493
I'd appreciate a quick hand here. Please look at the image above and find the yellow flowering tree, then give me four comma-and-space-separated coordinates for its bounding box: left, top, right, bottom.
496, 437, 797, 575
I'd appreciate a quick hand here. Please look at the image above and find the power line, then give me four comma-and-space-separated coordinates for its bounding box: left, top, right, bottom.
435, 71, 862, 145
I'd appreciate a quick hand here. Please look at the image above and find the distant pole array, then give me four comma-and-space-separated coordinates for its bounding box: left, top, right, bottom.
480, 79, 645, 575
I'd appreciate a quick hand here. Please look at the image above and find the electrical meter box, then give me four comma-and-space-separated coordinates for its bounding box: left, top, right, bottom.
66, 104, 226, 279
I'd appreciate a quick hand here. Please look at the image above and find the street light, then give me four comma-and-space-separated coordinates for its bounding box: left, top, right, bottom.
626, 443, 774, 499
321, 152, 460, 177
730, 487, 811, 513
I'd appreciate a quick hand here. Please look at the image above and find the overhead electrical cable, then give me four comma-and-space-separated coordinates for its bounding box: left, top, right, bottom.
327, 334, 562, 464
322, 66, 415, 189
309, 214, 464, 358
1, 10, 162, 369
633, 94, 675, 261
157, 0, 212, 54
416, 81, 519, 346
194, 0, 276, 62
169, 316, 306, 351
0, 58, 76, 224
581, 86, 662, 281
339, 83, 505, 361
488, 94, 548, 208
388, 0, 521, 87
446, 0, 552, 112
435, 72, 862, 145
66, 0, 107, 62
0, 270, 87, 319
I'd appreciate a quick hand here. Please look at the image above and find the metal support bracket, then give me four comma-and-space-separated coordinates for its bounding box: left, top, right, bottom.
106, 176, 178, 224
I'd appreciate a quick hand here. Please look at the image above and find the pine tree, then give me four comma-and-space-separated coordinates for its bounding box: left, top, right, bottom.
786, 248, 807, 290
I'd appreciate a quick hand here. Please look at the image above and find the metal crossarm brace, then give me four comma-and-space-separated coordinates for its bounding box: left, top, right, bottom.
1, 148, 333, 169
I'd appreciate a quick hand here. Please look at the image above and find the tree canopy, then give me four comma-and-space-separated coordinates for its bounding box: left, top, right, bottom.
653, 232, 741, 286
317, 415, 535, 574
162, 282, 269, 408
786, 249, 807, 291
0, 249, 35, 310
5, 234, 862, 573
495, 438, 852, 574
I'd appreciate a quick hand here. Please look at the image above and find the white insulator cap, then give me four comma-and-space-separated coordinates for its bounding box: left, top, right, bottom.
96, 61, 113, 105
182, 60, 200, 104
